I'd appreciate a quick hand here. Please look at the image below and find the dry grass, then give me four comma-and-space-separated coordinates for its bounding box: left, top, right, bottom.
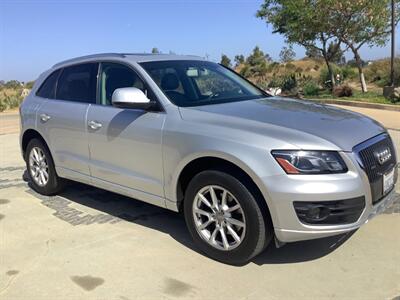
0, 88, 24, 112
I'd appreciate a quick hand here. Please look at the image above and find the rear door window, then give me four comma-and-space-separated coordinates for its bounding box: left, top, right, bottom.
36, 69, 61, 99
56, 63, 98, 103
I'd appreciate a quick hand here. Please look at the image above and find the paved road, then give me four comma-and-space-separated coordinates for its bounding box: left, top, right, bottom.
1, 107, 399, 299
333, 105, 400, 130
0, 112, 19, 135
332, 105, 400, 159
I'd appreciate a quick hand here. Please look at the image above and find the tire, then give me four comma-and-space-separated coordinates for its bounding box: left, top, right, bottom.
184, 170, 273, 265
25, 138, 65, 195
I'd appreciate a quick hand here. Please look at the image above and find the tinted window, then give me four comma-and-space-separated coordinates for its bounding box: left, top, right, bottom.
100, 62, 145, 105
146, 67, 184, 94
56, 63, 98, 103
36, 69, 61, 99
140, 60, 266, 107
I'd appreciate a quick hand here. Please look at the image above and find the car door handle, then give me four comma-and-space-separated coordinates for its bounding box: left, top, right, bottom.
40, 113, 51, 122
88, 120, 102, 130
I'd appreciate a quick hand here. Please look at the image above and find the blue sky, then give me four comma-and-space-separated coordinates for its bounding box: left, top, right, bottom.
0, 0, 398, 81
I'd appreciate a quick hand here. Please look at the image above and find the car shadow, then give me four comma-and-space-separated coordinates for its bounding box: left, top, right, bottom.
23, 171, 357, 266
253, 230, 356, 265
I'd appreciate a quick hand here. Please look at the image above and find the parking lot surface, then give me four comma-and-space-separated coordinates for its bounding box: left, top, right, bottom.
1, 109, 399, 299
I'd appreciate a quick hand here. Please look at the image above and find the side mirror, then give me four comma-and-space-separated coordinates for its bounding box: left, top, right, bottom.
111, 87, 155, 110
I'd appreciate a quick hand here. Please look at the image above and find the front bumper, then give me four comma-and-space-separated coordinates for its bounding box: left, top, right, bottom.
261, 152, 398, 243
274, 188, 397, 242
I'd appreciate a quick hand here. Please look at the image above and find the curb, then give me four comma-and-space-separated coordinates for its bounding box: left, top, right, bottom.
307, 98, 400, 112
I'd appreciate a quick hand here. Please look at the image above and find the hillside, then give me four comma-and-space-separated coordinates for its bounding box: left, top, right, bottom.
0, 57, 399, 112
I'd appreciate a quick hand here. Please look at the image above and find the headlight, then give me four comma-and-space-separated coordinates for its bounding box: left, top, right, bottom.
271, 150, 348, 174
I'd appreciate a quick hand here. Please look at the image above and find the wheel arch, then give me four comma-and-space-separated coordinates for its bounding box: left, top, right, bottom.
175, 155, 273, 224
21, 129, 50, 160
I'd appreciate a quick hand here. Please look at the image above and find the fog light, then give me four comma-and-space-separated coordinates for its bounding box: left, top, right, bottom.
293, 197, 365, 225
306, 205, 330, 221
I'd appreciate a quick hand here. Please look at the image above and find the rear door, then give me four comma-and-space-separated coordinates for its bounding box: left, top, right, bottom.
87, 62, 165, 197
36, 63, 98, 177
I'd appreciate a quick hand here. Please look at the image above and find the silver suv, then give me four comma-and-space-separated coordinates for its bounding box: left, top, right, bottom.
20, 53, 398, 264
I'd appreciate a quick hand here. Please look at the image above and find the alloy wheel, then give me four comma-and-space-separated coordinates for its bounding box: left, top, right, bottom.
29, 147, 49, 187
192, 185, 246, 251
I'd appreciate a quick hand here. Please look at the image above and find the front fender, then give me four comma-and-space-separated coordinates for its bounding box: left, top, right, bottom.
163, 139, 282, 226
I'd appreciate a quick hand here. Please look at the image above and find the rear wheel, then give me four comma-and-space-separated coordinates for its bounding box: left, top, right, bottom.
25, 138, 65, 195
184, 170, 273, 265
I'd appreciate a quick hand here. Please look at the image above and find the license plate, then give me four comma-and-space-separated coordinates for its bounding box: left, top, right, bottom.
383, 168, 395, 195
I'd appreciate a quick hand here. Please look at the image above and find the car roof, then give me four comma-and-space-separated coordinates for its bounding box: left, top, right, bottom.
52, 53, 206, 68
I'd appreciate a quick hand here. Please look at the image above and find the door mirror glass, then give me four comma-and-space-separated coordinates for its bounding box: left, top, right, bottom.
111, 87, 153, 109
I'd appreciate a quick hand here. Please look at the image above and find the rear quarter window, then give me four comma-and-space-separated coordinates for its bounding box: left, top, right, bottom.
36, 69, 61, 99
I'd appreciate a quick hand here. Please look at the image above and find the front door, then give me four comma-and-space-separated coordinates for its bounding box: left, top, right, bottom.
87, 62, 165, 198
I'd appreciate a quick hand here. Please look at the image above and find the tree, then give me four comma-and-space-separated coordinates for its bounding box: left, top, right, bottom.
347, 59, 367, 68
4, 80, 21, 89
25, 81, 35, 89
327, 42, 345, 65
257, 0, 343, 87
246, 46, 266, 65
326, 0, 400, 92
220, 54, 231, 67
151, 47, 160, 54
246, 46, 269, 78
264, 53, 273, 62
306, 47, 322, 59
279, 46, 295, 63
234, 54, 245, 66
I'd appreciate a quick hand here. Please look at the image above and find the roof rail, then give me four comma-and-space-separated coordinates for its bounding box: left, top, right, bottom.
52, 53, 126, 68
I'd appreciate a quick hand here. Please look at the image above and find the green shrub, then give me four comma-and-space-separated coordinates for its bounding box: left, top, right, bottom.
319, 65, 347, 87
365, 58, 400, 87
341, 66, 358, 80
256, 80, 269, 90
267, 77, 283, 88
281, 74, 297, 92
6, 95, 22, 108
267, 74, 297, 92
267, 62, 280, 72
0, 101, 6, 112
319, 65, 356, 87
303, 81, 320, 96
0, 93, 23, 111
239, 65, 252, 77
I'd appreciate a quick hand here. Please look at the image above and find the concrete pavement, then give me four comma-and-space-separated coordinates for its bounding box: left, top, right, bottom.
1, 106, 400, 299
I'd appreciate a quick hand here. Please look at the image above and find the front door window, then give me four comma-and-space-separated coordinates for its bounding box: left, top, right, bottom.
100, 62, 145, 105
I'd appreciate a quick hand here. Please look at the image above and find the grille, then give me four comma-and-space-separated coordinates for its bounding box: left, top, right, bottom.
355, 134, 397, 204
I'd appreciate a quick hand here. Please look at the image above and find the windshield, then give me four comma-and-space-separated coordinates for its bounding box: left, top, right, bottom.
140, 60, 267, 107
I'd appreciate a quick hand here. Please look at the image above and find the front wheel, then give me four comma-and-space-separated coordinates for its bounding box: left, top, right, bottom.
184, 170, 273, 265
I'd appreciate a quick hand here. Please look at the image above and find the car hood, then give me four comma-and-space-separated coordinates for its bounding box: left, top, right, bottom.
179, 97, 386, 151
